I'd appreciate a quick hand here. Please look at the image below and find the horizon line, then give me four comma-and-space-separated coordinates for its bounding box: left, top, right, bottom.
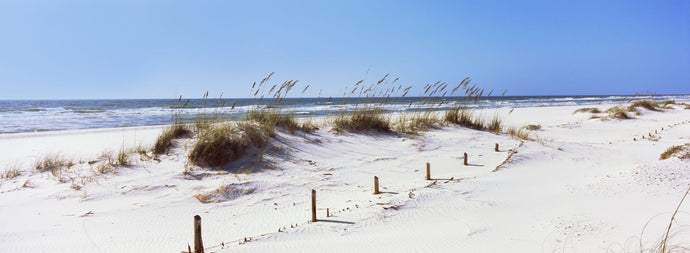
2, 93, 690, 101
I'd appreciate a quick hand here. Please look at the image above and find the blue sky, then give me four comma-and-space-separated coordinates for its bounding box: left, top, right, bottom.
0, 0, 688, 99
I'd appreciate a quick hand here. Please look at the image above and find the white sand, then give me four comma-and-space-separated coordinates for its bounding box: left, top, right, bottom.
1, 104, 689, 252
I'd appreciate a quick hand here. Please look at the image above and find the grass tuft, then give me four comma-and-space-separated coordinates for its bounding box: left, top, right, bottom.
628, 100, 661, 112
247, 109, 309, 135
573, 107, 601, 114
116, 149, 130, 167
194, 183, 257, 203
34, 154, 68, 172
154, 124, 191, 155
333, 108, 391, 133
299, 120, 318, 133
605, 106, 632, 119
486, 114, 503, 134
135, 145, 152, 161
660, 100, 676, 109
507, 127, 532, 141
246, 109, 279, 135
660, 144, 690, 160
444, 107, 485, 130
2, 166, 21, 180
522, 124, 542, 131
188, 122, 269, 168
96, 152, 115, 174
394, 112, 441, 134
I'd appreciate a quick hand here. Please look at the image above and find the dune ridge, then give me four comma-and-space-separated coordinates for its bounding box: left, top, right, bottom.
1, 103, 689, 252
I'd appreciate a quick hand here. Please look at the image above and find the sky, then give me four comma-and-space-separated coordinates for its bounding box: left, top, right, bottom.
0, 0, 688, 99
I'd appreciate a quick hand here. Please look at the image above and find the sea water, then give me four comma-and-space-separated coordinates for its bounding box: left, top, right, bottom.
0, 95, 688, 134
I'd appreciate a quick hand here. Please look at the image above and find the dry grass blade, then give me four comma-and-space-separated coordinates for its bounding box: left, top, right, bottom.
493, 142, 523, 172
660, 186, 690, 252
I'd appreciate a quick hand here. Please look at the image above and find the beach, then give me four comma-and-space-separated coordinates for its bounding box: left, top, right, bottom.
1, 102, 689, 252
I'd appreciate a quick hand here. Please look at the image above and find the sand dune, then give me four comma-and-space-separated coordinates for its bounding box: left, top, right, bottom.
1, 104, 689, 252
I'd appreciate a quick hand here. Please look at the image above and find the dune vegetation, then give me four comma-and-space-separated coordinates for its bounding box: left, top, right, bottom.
150, 74, 520, 169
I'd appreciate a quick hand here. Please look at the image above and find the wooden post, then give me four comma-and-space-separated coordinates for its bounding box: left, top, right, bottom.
495, 143, 499, 152
193, 215, 204, 253
326, 208, 329, 217
463, 153, 468, 165
374, 176, 380, 194
311, 189, 317, 222
425, 162, 431, 180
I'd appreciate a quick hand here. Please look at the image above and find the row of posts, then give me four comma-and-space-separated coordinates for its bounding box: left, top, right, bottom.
191, 143, 502, 252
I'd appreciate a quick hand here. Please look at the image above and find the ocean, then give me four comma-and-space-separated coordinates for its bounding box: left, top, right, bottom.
1, 95, 688, 134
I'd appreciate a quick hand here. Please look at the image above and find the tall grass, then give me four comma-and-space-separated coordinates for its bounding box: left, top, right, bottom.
486, 114, 502, 134
246, 74, 316, 135
394, 112, 441, 134
333, 108, 391, 133
180, 73, 507, 169
154, 124, 191, 155
438, 77, 509, 133
154, 95, 194, 155
246, 109, 309, 135
444, 107, 486, 130
188, 122, 269, 168
330, 75, 399, 133
659, 186, 690, 253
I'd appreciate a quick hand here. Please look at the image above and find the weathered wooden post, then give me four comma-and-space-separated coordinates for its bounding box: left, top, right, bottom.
374, 176, 380, 194
463, 153, 468, 165
495, 143, 499, 152
326, 208, 330, 217
311, 189, 317, 222
193, 215, 204, 253
425, 162, 431, 180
